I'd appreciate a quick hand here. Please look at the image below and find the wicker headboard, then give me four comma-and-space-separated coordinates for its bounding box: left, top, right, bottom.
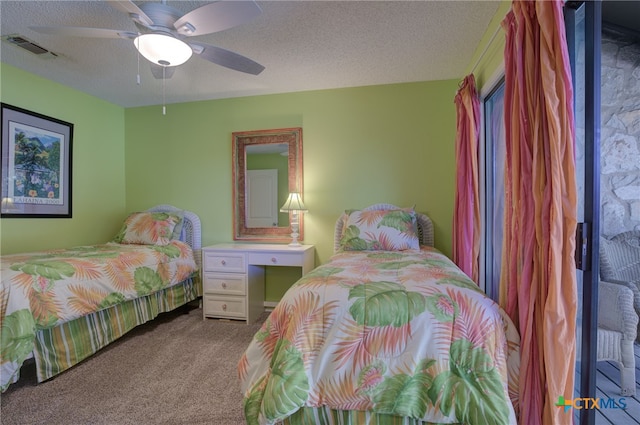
334, 203, 434, 253
146, 204, 202, 268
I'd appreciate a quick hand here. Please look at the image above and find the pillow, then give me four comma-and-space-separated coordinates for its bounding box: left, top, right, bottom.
339, 208, 420, 251
113, 212, 181, 246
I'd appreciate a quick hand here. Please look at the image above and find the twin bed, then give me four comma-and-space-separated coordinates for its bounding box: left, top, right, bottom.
1, 204, 202, 392
238, 204, 521, 425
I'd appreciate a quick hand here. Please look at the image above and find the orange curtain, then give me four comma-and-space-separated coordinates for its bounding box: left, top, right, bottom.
453, 74, 480, 283
500, 1, 577, 424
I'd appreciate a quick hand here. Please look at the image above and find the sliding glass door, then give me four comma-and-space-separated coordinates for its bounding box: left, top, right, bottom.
565, 2, 601, 424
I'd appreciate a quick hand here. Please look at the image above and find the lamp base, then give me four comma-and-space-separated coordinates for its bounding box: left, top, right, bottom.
288, 212, 302, 247
289, 231, 301, 247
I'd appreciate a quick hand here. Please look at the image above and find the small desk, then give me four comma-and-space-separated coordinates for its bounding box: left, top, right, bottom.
201, 243, 315, 323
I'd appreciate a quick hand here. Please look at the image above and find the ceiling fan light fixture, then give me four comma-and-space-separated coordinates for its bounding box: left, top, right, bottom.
134, 33, 192, 66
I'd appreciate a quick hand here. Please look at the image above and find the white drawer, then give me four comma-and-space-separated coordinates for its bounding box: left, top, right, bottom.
203, 295, 246, 318
248, 252, 301, 267
203, 273, 246, 296
203, 251, 246, 273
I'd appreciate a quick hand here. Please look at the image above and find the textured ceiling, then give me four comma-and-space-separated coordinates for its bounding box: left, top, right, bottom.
0, 1, 502, 108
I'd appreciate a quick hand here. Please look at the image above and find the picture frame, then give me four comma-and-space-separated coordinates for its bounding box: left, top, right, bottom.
232, 127, 304, 242
1, 103, 73, 218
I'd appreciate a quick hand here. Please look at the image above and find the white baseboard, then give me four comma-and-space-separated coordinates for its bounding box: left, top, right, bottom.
264, 301, 278, 311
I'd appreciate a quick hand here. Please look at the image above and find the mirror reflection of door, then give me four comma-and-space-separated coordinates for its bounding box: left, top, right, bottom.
245, 143, 290, 228
246, 169, 278, 227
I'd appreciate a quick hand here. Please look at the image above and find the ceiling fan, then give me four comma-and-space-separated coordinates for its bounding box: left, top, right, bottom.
30, 0, 265, 79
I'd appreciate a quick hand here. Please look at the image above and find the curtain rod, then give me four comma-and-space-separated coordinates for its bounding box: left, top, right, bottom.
469, 24, 503, 75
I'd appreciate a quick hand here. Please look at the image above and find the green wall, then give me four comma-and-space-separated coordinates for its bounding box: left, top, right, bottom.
0, 63, 126, 255
125, 80, 459, 301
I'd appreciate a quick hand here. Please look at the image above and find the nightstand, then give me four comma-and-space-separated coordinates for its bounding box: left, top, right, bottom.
201, 243, 315, 323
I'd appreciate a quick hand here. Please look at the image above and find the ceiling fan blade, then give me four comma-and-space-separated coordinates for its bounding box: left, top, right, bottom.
150, 64, 176, 80
190, 42, 265, 75
106, 1, 154, 27
174, 1, 261, 36
30, 26, 137, 39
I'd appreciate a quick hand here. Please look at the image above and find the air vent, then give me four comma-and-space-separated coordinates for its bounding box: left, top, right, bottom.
2, 34, 58, 58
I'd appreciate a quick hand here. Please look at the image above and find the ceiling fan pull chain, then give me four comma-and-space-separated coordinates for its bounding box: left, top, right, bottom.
136, 37, 141, 86
162, 66, 166, 115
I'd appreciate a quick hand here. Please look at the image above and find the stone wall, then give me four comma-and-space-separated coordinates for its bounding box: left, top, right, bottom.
600, 26, 640, 237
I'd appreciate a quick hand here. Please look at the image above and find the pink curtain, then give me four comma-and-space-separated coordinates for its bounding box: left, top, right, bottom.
453, 74, 480, 284
500, 1, 577, 424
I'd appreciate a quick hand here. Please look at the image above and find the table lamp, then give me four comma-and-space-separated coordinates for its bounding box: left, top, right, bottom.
280, 192, 307, 247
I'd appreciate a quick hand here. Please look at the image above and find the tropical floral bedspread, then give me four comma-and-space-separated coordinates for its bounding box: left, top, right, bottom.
0, 241, 197, 391
238, 247, 520, 425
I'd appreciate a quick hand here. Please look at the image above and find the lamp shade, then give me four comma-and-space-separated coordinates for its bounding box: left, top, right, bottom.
134, 33, 192, 66
280, 192, 307, 212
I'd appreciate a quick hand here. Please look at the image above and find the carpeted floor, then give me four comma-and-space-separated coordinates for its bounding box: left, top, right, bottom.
0, 302, 268, 425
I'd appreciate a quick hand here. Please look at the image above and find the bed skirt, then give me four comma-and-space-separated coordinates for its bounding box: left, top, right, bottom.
281, 407, 442, 425
33, 276, 202, 383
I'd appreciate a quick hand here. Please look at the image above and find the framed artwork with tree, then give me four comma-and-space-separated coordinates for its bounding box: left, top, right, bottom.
1, 103, 73, 218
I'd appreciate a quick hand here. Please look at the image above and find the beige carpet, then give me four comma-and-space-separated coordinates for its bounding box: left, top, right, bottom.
0, 302, 268, 425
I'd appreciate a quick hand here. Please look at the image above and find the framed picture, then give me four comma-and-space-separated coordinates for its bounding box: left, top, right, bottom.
1, 103, 73, 218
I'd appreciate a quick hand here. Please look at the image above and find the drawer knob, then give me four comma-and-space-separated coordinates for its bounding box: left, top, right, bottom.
221, 260, 226, 266
222, 303, 227, 311
271, 257, 277, 263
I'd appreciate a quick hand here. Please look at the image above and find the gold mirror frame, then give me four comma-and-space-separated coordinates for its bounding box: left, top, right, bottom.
232, 127, 303, 242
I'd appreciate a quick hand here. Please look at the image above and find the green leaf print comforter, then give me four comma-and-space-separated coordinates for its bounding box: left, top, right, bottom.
238, 247, 520, 425
1, 241, 197, 392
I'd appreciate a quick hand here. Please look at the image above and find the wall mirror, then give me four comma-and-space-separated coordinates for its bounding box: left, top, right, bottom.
232, 127, 303, 242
